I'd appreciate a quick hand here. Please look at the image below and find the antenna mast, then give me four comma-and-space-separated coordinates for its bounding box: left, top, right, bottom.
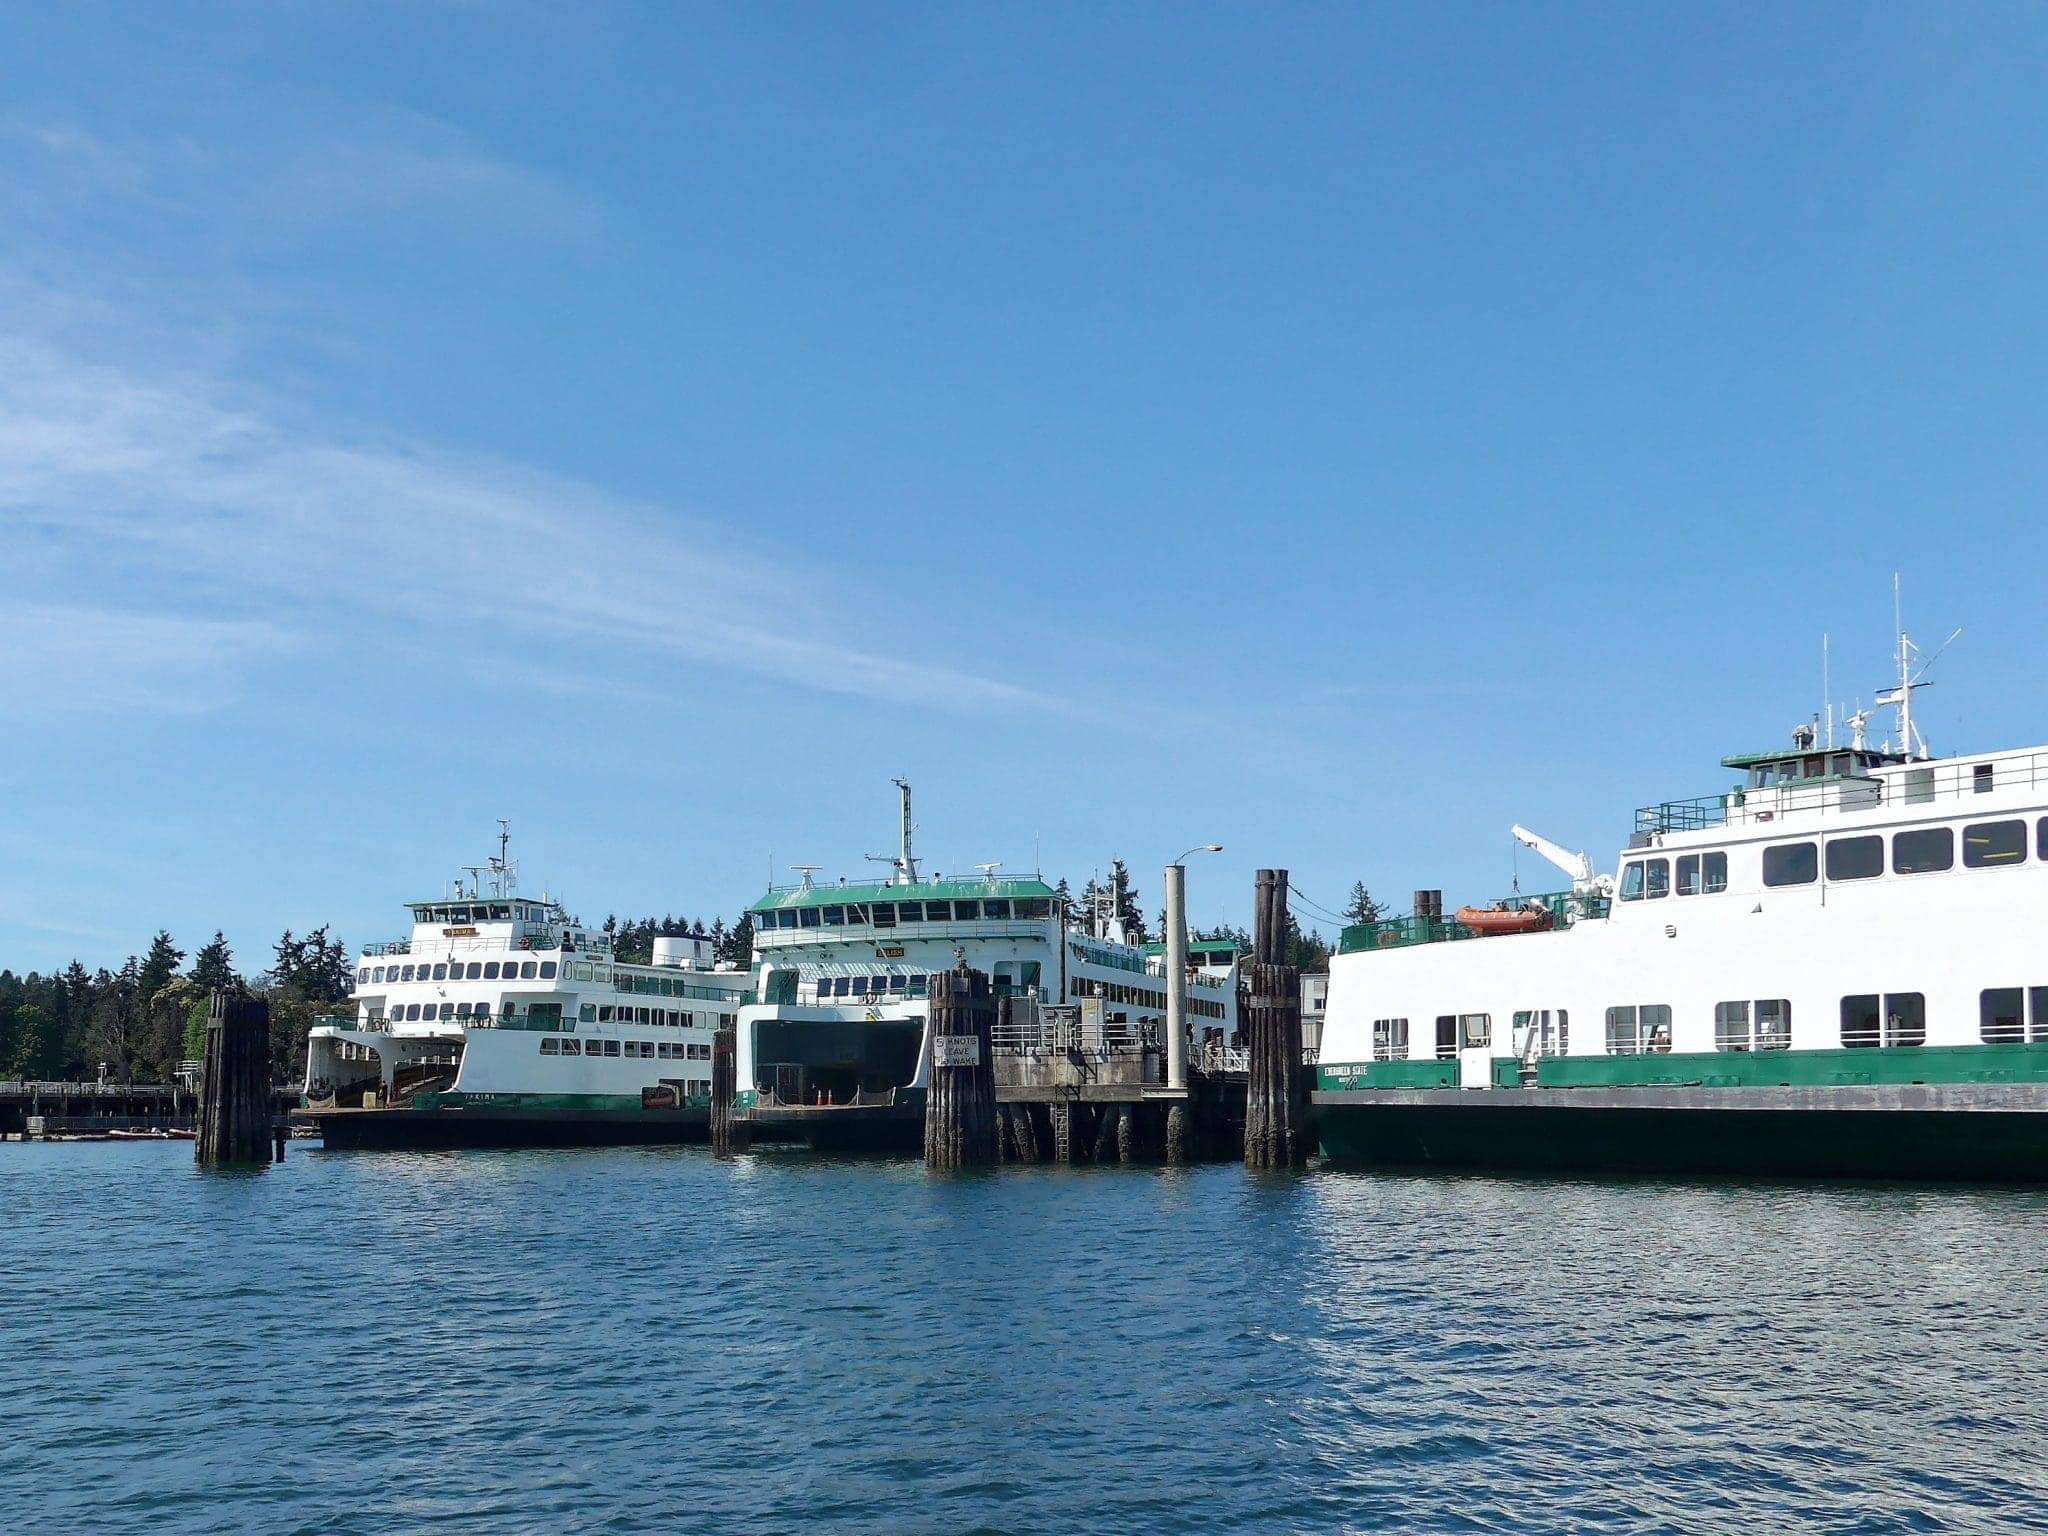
894, 778, 919, 885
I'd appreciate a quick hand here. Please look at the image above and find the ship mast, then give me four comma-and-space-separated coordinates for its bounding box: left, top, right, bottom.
865, 778, 921, 886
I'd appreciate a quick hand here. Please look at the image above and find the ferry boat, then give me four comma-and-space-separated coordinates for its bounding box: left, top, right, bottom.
297, 829, 751, 1148
1314, 627, 2048, 1179
733, 782, 1239, 1149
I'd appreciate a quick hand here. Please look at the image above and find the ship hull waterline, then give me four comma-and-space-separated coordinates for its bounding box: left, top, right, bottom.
294, 1105, 739, 1151
1313, 1083, 2048, 1181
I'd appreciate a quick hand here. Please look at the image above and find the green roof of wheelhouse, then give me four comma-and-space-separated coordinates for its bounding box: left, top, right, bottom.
747, 877, 1060, 915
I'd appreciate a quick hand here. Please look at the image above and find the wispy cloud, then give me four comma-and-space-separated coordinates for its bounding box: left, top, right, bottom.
0, 335, 1057, 718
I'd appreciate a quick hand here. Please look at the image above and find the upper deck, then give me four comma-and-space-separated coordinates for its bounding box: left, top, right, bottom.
1637, 745, 2048, 842
748, 876, 1061, 951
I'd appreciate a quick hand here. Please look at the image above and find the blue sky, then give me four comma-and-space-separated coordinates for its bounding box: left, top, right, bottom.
4, 4, 2048, 973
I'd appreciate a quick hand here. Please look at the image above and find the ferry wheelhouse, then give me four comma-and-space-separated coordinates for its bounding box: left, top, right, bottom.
1314, 638, 2048, 1178
298, 832, 751, 1148
734, 784, 1238, 1148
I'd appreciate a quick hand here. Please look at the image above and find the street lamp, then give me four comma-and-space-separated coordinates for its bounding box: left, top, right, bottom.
1172, 843, 1223, 866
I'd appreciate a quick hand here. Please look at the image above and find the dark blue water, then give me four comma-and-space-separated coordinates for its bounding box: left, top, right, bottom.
4, 1145, 2047, 1535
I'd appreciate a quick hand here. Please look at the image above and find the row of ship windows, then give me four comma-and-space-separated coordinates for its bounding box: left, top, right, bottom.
761, 897, 1055, 930
1369, 989, 2048, 1057
580, 1005, 738, 1027
1624, 816, 2047, 901
1068, 975, 1230, 1020
361, 960, 560, 984
538, 1038, 711, 1059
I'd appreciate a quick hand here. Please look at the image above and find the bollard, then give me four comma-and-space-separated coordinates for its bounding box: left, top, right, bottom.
710, 1025, 748, 1157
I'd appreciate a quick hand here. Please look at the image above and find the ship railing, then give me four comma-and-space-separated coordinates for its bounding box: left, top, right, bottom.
362, 940, 412, 956
1638, 747, 2048, 837
1199, 1042, 1250, 1075
991, 1014, 1155, 1059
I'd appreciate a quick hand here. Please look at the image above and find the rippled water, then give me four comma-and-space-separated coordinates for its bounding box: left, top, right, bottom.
4, 1144, 2048, 1534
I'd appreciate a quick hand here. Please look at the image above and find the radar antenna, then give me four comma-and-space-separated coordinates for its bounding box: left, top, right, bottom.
790, 864, 822, 892
862, 778, 920, 886
1873, 575, 1961, 761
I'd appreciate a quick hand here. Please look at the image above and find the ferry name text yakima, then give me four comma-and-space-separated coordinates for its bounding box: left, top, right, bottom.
1313, 619, 2048, 1177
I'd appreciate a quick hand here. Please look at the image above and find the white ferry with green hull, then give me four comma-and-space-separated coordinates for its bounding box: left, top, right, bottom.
298, 831, 751, 1148
734, 783, 1237, 1149
1314, 634, 2048, 1179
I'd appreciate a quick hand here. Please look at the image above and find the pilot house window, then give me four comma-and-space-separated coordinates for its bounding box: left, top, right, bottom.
1675, 853, 1727, 896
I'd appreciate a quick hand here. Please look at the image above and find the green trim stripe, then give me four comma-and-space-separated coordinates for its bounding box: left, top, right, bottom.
1318, 1042, 2048, 1094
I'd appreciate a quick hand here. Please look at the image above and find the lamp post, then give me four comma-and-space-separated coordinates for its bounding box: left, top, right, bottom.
1164, 845, 1222, 1091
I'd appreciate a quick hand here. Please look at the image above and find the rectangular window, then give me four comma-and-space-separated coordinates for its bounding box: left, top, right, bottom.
1755, 999, 1791, 1050
1017, 898, 1051, 919
579, 1004, 595, 1023
955, 901, 980, 920
540, 1038, 559, 1054
1964, 819, 2027, 868
1641, 1004, 1673, 1053
1974, 763, 1995, 794
843, 904, 868, 925
1619, 862, 1645, 901
1434, 1015, 1458, 1059
1715, 1000, 1750, 1051
598, 1006, 613, 1022
798, 908, 821, 929
400, 965, 415, 982
1825, 835, 1883, 881
1676, 856, 1699, 896
604, 1040, 622, 1057
432, 963, 448, 981
1892, 827, 1954, 874
1371, 1018, 1409, 1061
468, 962, 484, 980
821, 906, 845, 926
1605, 1005, 1637, 1054
983, 899, 1012, 919
871, 903, 895, 928
1841, 994, 1880, 1048
483, 961, 500, 980
1882, 993, 1925, 1048
1903, 767, 1936, 804
560, 1039, 580, 1056
1981, 987, 2025, 1044
539, 961, 558, 979
1460, 1013, 1491, 1048
1701, 852, 1727, 894
1763, 843, 1818, 887
1643, 859, 1669, 900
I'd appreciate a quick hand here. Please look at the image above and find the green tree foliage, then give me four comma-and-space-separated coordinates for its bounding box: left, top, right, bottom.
1109, 859, 1148, 943
190, 932, 238, 991
1342, 882, 1384, 926
11, 1003, 62, 1079
720, 912, 755, 969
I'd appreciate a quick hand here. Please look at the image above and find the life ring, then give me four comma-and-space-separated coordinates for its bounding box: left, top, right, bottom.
1375, 930, 1401, 949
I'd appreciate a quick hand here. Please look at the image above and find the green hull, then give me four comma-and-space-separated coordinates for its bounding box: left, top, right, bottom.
1314, 1086, 2048, 1180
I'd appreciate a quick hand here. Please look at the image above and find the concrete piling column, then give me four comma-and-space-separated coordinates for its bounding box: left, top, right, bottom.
1164, 1101, 1190, 1165
1164, 863, 1189, 1091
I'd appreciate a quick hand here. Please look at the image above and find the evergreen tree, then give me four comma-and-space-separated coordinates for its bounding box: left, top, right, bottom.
190, 932, 238, 991
1342, 882, 1384, 926
1053, 877, 1073, 929
12, 1003, 61, 1080
1109, 859, 1148, 943
723, 911, 755, 969
85, 958, 142, 1080
137, 931, 184, 1009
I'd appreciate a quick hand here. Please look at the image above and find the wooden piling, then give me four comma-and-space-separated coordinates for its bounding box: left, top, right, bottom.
710, 1025, 746, 1157
1244, 870, 1308, 1170
924, 962, 997, 1169
1164, 1102, 1190, 1165
196, 990, 272, 1166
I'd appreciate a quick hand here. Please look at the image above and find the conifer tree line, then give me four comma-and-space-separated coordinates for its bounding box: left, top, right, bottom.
598, 912, 755, 968
0, 926, 350, 1086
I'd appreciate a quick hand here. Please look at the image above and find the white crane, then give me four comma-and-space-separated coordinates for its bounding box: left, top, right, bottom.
1511, 824, 1615, 899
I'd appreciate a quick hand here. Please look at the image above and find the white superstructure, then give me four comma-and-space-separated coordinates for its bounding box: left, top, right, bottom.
302, 830, 750, 1112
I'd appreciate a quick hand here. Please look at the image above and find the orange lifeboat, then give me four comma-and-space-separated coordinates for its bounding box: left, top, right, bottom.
1454, 903, 1554, 937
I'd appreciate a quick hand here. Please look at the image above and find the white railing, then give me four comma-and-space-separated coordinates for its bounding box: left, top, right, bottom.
993, 1013, 1155, 1059
753, 918, 1051, 947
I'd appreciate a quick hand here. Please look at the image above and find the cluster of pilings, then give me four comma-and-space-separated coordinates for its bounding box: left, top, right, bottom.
1242, 868, 1309, 1170
195, 990, 286, 1165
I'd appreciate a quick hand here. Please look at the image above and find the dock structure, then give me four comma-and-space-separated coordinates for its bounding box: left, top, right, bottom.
0, 1079, 195, 1139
